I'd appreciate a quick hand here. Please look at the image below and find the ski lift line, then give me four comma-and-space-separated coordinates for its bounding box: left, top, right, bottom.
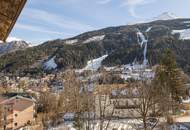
0, 0, 27, 42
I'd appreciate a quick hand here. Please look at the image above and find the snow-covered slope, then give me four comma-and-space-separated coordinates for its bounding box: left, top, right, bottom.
136, 29, 148, 66
83, 35, 105, 44
0, 40, 29, 55
172, 29, 190, 40
43, 56, 58, 70
65, 39, 78, 45
84, 55, 108, 71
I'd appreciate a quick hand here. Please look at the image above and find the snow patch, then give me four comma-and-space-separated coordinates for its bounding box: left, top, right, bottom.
84, 55, 108, 71
65, 39, 78, 45
63, 113, 75, 121
136, 30, 147, 47
182, 98, 190, 103
136, 29, 148, 65
183, 21, 190, 24
172, 29, 190, 40
6, 37, 23, 42
171, 124, 189, 130
83, 35, 105, 44
146, 27, 152, 32
50, 119, 140, 130
44, 56, 57, 70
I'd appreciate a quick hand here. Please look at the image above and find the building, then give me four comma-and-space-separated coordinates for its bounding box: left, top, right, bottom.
0, 94, 36, 130
94, 84, 141, 119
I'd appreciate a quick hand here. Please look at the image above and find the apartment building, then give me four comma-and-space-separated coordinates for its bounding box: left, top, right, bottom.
0, 94, 36, 130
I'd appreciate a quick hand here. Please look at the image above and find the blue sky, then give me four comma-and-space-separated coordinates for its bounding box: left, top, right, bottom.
9, 0, 190, 44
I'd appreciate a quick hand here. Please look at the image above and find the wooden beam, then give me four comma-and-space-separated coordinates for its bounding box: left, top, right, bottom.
0, 0, 27, 42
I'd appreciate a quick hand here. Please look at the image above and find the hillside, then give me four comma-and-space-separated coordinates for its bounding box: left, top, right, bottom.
0, 17, 190, 77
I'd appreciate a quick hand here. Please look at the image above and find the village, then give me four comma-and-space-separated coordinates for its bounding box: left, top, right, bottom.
1, 0, 190, 130
0, 57, 190, 130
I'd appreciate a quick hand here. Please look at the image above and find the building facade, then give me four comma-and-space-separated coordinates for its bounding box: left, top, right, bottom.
0, 95, 36, 130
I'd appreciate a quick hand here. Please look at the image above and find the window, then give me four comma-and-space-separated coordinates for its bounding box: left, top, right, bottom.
125, 100, 128, 106
14, 123, 17, 126
15, 114, 18, 117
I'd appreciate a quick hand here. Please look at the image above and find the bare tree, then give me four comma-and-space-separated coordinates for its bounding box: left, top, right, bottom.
0, 104, 3, 130
17, 80, 28, 92
80, 86, 96, 130
0, 77, 10, 94
38, 91, 59, 129
129, 81, 160, 130
94, 83, 125, 130
62, 70, 87, 130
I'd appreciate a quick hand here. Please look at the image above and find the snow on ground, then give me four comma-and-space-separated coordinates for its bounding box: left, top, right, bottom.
44, 56, 57, 70
182, 98, 190, 103
104, 67, 115, 71
172, 29, 190, 40
84, 55, 108, 71
146, 27, 152, 32
83, 35, 105, 44
120, 74, 133, 80
63, 113, 75, 121
171, 124, 189, 130
49, 122, 76, 130
49, 119, 140, 130
105, 63, 154, 81
183, 21, 190, 24
174, 116, 190, 122
65, 39, 78, 45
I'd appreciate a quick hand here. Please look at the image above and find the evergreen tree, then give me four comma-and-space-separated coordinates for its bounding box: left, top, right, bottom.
154, 49, 185, 114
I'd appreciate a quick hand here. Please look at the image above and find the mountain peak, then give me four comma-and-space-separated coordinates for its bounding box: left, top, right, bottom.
153, 12, 179, 21
0, 40, 30, 55
6, 37, 23, 43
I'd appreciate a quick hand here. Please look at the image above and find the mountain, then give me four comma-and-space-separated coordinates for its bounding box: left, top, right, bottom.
0, 40, 29, 55
128, 12, 179, 25
0, 15, 190, 77
152, 12, 179, 21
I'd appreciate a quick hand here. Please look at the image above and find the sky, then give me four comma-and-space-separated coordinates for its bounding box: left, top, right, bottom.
9, 0, 190, 45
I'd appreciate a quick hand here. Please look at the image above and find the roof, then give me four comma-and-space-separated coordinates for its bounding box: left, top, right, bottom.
0, 93, 36, 104
1, 92, 32, 98
94, 84, 129, 95
0, 0, 27, 41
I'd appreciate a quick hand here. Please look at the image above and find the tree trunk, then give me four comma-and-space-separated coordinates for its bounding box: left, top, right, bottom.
143, 117, 147, 130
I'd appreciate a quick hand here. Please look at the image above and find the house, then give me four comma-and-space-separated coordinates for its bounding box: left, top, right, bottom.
0, 93, 36, 130
94, 84, 141, 119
